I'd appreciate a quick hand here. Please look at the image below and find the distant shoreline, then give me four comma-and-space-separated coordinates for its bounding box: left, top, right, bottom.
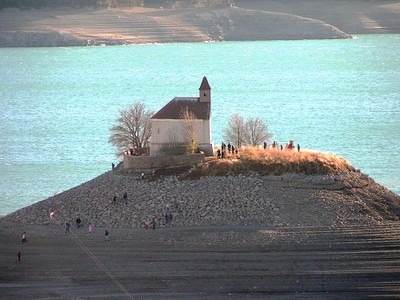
1, 1, 399, 47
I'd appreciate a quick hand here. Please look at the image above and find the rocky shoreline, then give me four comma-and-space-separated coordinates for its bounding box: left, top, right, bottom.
3, 169, 399, 229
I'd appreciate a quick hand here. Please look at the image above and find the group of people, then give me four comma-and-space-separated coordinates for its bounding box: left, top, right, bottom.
216, 142, 239, 158
266, 140, 301, 152
112, 191, 129, 206
163, 211, 173, 224
143, 202, 180, 230
216, 140, 301, 158
125, 147, 139, 156
17, 211, 114, 263
64, 217, 92, 235
64, 219, 108, 240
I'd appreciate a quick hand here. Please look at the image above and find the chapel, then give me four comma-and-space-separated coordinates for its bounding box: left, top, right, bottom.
149, 77, 213, 156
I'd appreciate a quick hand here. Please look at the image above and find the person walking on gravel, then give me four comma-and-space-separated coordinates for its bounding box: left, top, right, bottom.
65, 222, 71, 234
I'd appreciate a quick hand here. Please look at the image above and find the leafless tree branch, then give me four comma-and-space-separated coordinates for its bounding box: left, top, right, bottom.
109, 102, 154, 157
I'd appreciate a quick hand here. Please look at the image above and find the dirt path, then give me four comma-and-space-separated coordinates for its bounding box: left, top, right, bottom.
1, 221, 400, 299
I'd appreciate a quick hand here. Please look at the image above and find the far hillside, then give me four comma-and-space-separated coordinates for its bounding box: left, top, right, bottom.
0, 0, 398, 46
0, 0, 234, 9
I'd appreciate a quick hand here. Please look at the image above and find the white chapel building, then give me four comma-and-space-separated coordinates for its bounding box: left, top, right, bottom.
149, 77, 214, 156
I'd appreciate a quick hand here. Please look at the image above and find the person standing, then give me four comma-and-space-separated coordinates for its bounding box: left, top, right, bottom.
88, 223, 92, 234
21, 232, 27, 243
17, 251, 21, 262
104, 230, 110, 241
164, 211, 169, 223
76, 217, 82, 228
123, 192, 128, 205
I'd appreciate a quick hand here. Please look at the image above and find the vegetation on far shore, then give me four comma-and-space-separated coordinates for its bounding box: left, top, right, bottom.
149, 147, 356, 180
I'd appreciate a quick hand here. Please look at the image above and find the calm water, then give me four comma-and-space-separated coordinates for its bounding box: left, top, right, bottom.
1, 35, 399, 215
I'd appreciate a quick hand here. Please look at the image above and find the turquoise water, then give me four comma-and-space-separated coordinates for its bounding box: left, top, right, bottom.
1, 35, 399, 215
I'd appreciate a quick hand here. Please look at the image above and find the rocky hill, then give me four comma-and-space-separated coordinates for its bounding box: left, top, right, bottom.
3, 166, 400, 229
2, 154, 400, 299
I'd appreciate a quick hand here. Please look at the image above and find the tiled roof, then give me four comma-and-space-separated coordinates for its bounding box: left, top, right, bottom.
151, 97, 210, 120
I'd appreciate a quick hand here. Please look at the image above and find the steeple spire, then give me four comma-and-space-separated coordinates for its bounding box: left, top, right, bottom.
199, 76, 211, 103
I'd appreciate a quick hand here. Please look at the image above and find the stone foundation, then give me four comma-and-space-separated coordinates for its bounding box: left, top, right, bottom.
123, 153, 205, 170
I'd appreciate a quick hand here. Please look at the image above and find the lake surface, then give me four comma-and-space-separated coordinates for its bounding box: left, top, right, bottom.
1, 34, 399, 215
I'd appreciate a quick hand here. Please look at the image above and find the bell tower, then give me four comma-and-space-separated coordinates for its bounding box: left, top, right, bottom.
199, 76, 211, 103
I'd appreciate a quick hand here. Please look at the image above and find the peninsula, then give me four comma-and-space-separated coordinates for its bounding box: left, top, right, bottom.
3, 148, 400, 228
2, 149, 400, 299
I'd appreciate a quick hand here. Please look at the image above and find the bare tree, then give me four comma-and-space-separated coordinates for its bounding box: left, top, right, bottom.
245, 117, 273, 147
109, 102, 153, 157
180, 106, 198, 154
224, 114, 273, 148
223, 113, 247, 148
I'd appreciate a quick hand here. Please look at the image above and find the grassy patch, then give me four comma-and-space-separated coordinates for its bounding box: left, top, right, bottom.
180, 147, 355, 180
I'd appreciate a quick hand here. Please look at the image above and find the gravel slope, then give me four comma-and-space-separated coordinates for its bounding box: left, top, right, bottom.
2, 169, 399, 229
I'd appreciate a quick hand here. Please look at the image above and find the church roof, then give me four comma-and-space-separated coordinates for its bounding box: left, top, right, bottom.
199, 76, 211, 90
151, 97, 210, 120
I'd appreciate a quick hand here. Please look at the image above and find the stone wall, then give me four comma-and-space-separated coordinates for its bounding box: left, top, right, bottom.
123, 153, 205, 170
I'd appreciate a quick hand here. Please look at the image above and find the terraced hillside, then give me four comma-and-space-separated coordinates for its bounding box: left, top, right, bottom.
236, 0, 400, 34
2, 0, 400, 47
0, 6, 351, 46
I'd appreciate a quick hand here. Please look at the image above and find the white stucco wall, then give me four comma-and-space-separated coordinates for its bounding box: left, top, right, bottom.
150, 119, 212, 156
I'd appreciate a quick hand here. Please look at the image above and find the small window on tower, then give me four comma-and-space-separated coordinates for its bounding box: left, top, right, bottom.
204, 92, 207, 96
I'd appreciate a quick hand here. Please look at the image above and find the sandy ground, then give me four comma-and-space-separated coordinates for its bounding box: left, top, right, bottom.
2, 220, 400, 299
